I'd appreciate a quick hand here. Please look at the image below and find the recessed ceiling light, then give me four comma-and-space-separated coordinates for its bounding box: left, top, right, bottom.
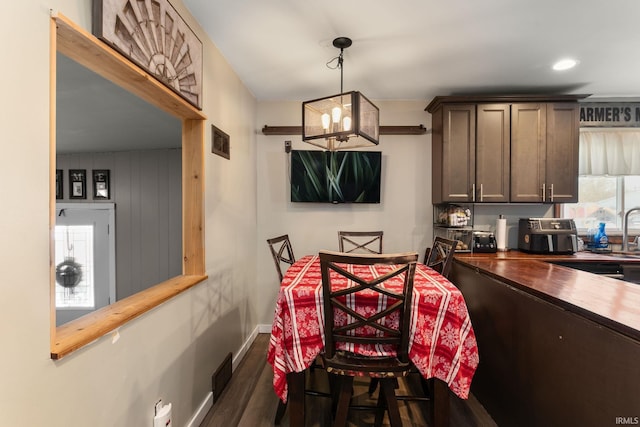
552, 59, 578, 71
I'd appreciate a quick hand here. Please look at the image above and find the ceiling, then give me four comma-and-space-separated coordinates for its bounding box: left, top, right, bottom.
183, 0, 640, 101
58, 0, 640, 153
56, 53, 181, 154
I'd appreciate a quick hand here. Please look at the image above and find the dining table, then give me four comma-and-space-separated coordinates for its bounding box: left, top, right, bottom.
267, 254, 479, 427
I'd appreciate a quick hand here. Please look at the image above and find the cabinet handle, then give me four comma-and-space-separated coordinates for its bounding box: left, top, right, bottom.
472, 183, 476, 202
479, 183, 484, 202
541, 183, 546, 202
549, 184, 554, 202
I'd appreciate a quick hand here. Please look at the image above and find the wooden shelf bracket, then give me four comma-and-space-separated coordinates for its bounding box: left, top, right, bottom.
261, 124, 428, 136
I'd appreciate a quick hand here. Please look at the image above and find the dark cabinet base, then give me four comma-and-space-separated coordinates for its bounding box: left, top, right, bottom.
451, 263, 640, 427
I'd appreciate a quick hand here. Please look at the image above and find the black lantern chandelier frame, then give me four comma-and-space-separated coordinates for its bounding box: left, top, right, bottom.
302, 37, 380, 151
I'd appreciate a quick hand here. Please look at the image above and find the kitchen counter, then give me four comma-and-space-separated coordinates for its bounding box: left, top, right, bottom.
454, 250, 640, 340
451, 250, 640, 426
455, 248, 640, 262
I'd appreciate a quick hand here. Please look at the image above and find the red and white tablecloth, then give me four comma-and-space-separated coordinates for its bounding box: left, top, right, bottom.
267, 255, 479, 402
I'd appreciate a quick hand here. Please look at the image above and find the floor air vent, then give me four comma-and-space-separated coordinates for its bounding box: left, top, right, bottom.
212, 352, 232, 403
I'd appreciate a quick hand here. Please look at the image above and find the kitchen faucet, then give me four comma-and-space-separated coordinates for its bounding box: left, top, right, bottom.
622, 207, 640, 251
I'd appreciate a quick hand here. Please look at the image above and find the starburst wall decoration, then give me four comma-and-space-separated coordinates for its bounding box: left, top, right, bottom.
93, 0, 203, 109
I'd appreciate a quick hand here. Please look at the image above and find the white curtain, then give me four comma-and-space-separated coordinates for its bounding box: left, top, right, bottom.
580, 128, 640, 175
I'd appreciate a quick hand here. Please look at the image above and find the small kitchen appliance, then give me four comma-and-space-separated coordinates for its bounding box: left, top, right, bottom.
518, 218, 578, 254
472, 231, 497, 253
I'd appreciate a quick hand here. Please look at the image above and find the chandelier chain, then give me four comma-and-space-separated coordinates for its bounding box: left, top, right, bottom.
327, 52, 345, 94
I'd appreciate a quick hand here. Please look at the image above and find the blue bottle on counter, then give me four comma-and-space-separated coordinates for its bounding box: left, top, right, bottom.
593, 222, 609, 249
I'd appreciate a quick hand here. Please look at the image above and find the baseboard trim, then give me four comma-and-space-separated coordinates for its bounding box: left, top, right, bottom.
185, 391, 213, 427
231, 326, 259, 372
187, 326, 270, 426
257, 323, 272, 334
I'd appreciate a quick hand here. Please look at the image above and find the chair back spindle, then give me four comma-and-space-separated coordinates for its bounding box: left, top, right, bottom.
267, 234, 296, 282
425, 237, 458, 278
338, 230, 383, 254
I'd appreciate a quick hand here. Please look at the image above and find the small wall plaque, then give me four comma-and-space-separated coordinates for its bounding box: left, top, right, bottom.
69, 169, 87, 199
212, 125, 230, 159
56, 169, 63, 200
93, 169, 111, 199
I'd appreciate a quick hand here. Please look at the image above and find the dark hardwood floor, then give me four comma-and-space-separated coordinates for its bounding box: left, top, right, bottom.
200, 334, 497, 427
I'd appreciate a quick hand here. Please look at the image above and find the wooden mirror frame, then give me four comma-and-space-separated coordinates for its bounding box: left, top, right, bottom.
50, 14, 207, 359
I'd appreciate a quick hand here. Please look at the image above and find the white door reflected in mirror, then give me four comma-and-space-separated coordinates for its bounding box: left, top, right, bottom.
55, 204, 116, 326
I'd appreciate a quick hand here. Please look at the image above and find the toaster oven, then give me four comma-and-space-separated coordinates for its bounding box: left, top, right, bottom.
518, 218, 578, 254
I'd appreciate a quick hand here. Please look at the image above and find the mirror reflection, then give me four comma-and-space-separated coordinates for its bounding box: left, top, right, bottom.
55, 53, 183, 326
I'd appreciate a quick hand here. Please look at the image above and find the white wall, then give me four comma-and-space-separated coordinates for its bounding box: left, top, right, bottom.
256, 100, 433, 323
1, 1, 257, 426
474, 204, 552, 249
0, 2, 549, 425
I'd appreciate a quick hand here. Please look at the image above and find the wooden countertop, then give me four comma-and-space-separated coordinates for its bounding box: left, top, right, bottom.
455, 249, 640, 262
453, 250, 640, 341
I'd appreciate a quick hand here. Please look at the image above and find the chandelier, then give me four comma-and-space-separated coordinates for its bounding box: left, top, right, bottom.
302, 37, 380, 151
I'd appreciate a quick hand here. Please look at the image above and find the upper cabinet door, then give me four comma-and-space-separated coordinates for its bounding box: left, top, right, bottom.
433, 104, 476, 203
428, 95, 583, 205
546, 103, 579, 203
476, 104, 510, 202
510, 102, 579, 203
511, 103, 547, 202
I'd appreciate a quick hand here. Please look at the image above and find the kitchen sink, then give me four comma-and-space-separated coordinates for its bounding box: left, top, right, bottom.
550, 257, 640, 284
551, 261, 624, 277
605, 251, 640, 259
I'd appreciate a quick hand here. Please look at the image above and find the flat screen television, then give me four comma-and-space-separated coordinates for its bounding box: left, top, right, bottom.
290, 150, 381, 203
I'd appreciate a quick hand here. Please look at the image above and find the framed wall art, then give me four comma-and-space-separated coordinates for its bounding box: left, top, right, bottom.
93, 0, 203, 109
93, 169, 111, 199
69, 169, 87, 199
211, 125, 230, 159
56, 169, 64, 200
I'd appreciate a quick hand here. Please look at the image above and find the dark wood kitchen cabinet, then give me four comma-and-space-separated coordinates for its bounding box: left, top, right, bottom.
451, 257, 640, 427
511, 102, 580, 203
427, 95, 586, 204
476, 104, 510, 202
430, 103, 509, 203
430, 104, 475, 203
546, 103, 581, 202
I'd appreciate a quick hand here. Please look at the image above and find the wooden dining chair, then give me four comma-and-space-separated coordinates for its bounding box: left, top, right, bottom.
267, 234, 296, 282
267, 235, 330, 424
425, 237, 458, 278
369, 237, 459, 402
338, 230, 383, 254
267, 234, 298, 423
369, 237, 461, 411
319, 250, 418, 427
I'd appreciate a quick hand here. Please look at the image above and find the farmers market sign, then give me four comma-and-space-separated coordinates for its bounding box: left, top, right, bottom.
580, 102, 640, 127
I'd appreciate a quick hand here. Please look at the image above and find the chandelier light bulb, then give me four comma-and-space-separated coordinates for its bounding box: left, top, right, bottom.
332, 106, 342, 123
321, 113, 331, 130
343, 116, 352, 131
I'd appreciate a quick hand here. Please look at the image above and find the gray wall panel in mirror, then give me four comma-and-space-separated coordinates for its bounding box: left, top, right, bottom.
56, 150, 182, 300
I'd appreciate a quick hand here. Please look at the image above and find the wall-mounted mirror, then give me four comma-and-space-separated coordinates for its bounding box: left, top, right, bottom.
52, 15, 206, 359
55, 52, 182, 326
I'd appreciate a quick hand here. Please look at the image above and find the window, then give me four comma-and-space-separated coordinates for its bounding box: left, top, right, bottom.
562, 128, 640, 233
561, 175, 640, 231
54, 225, 95, 309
